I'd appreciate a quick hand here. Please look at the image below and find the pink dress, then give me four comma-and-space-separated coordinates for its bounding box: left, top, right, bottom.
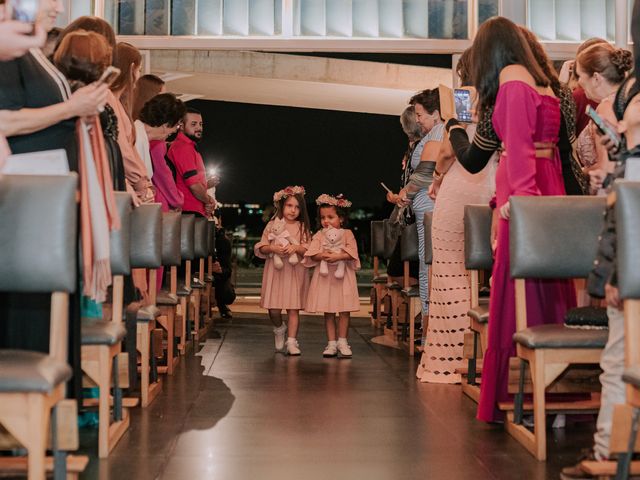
303, 229, 361, 313
254, 220, 310, 310
477, 81, 576, 423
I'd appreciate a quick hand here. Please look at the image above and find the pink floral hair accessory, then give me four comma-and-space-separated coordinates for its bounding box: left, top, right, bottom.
273, 185, 306, 203
315, 193, 352, 208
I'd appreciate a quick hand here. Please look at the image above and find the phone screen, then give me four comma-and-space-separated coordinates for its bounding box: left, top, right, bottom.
8, 0, 40, 23
454, 88, 472, 123
97, 66, 121, 87
586, 105, 621, 148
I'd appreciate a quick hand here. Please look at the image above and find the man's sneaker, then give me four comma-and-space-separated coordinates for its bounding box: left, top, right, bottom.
286, 338, 301, 356
323, 342, 338, 357
560, 448, 597, 480
336, 340, 352, 358
273, 323, 287, 352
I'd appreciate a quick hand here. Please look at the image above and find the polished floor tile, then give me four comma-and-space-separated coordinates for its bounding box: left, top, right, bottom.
78, 314, 595, 479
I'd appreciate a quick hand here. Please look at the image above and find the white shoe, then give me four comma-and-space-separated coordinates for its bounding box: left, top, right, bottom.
323, 342, 338, 357
552, 414, 566, 429
286, 338, 301, 356
273, 324, 287, 352
336, 341, 352, 358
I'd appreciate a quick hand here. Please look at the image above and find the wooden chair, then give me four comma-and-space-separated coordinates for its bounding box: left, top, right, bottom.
80, 192, 132, 458
157, 212, 182, 375
191, 217, 209, 342
370, 221, 387, 328
398, 220, 422, 356
507, 196, 608, 460
461, 204, 493, 400
177, 214, 196, 355
129, 203, 163, 408
0, 174, 87, 480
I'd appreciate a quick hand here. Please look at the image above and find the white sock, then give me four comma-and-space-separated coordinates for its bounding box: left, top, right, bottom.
274, 323, 286, 332
327, 340, 337, 347
287, 337, 297, 343
337, 337, 348, 344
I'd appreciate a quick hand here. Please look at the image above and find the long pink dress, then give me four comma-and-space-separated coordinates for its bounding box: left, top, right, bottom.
303, 229, 361, 313
477, 81, 576, 423
254, 220, 310, 310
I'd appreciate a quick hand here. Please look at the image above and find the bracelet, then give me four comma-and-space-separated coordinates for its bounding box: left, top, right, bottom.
433, 169, 443, 181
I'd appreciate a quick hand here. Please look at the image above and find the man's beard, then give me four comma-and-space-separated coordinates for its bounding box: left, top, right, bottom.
185, 132, 202, 143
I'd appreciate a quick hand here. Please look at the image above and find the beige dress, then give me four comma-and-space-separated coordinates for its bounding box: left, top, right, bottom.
416, 156, 497, 384
254, 220, 310, 310
303, 229, 361, 313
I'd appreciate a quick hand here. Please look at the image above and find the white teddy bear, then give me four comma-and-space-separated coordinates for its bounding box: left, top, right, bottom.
267, 217, 299, 270
319, 226, 346, 279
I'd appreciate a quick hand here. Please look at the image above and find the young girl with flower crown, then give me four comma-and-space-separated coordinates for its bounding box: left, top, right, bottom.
254, 186, 312, 355
303, 194, 360, 358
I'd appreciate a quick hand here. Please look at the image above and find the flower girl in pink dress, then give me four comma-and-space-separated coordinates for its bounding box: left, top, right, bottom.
254, 186, 311, 355
304, 194, 361, 358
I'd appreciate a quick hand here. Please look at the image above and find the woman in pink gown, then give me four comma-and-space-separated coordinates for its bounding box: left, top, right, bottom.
471, 17, 576, 423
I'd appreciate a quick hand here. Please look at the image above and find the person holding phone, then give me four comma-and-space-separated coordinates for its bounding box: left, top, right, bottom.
0, 4, 46, 61
575, 42, 633, 193
416, 49, 497, 385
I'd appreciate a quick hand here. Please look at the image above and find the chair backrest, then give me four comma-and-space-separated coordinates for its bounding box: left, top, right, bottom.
0, 174, 78, 293
423, 211, 433, 265
130, 203, 163, 268
616, 181, 640, 299
110, 192, 132, 276
161, 212, 182, 267
510, 196, 605, 279
400, 224, 420, 262
180, 214, 195, 261
464, 205, 493, 271
207, 220, 217, 256
371, 221, 385, 257
193, 217, 208, 259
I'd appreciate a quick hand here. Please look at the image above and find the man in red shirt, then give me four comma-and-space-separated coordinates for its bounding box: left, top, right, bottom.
167, 107, 216, 217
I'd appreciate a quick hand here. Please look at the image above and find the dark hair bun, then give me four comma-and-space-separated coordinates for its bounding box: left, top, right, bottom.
611, 48, 633, 73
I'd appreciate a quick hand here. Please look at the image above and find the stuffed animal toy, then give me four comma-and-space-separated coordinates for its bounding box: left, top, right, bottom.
267, 218, 299, 269
319, 226, 346, 279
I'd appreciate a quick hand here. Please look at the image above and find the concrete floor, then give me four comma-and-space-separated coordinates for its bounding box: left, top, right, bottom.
79, 315, 595, 480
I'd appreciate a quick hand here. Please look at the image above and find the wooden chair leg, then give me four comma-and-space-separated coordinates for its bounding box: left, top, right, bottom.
137, 322, 150, 408
26, 395, 48, 480
532, 352, 547, 461
97, 346, 110, 459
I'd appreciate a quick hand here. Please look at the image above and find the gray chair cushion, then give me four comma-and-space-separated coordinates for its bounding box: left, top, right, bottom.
157, 291, 178, 306
0, 350, 72, 393
177, 284, 192, 297
464, 204, 493, 271
109, 192, 132, 276
194, 218, 208, 258
162, 212, 182, 267
623, 365, 640, 388
513, 324, 608, 349
388, 282, 402, 291
402, 286, 420, 297
616, 182, 640, 299
180, 215, 196, 260
373, 275, 387, 284
81, 319, 126, 346
371, 221, 385, 257
468, 304, 489, 324
423, 211, 433, 265
510, 196, 605, 279
0, 175, 77, 292
130, 203, 163, 268
137, 305, 160, 322
191, 277, 205, 289
205, 274, 214, 283
400, 223, 419, 262
207, 221, 217, 256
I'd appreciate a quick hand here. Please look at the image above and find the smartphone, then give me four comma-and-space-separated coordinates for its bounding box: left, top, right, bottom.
97, 66, 121, 87
7, 0, 41, 24
380, 182, 392, 193
454, 88, 472, 123
586, 105, 621, 148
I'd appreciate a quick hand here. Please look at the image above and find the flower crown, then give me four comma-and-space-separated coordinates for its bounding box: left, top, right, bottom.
315, 193, 352, 208
273, 185, 306, 203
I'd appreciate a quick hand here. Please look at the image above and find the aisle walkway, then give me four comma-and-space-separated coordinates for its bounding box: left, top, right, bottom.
81, 315, 594, 479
